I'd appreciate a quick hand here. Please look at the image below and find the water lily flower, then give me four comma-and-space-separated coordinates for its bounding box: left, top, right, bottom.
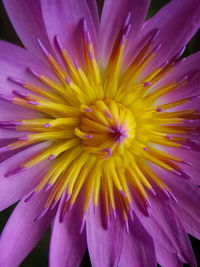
0, 0, 200, 266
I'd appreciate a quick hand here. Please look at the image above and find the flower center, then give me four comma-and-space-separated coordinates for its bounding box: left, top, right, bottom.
0, 13, 199, 232
76, 99, 135, 158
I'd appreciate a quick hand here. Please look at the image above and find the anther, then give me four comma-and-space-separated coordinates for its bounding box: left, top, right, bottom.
102, 148, 112, 158
0, 93, 13, 102
5, 166, 26, 178
0, 146, 9, 153
105, 110, 112, 119
123, 12, 131, 28
18, 136, 28, 141
54, 35, 63, 51
65, 77, 71, 85
36, 38, 50, 57
13, 90, 28, 99
48, 154, 56, 160
34, 207, 49, 222
27, 100, 39, 106
43, 123, 51, 128
144, 81, 151, 87
8, 76, 25, 86
24, 191, 36, 203
74, 60, 80, 70
28, 67, 41, 78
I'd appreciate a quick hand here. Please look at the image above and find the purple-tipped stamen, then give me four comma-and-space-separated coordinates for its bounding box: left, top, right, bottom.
54, 35, 63, 51
8, 76, 25, 86
28, 67, 41, 78
0, 93, 13, 102
36, 38, 50, 57
48, 154, 56, 160
27, 100, 39, 106
34, 207, 49, 222
5, 166, 26, 178
13, 90, 28, 99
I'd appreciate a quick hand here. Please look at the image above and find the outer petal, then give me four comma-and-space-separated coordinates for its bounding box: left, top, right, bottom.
150, 201, 196, 266
2, 0, 55, 58
119, 215, 156, 267
135, 197, 196, 266
153, 51, 200, 104
142, 0, 200, 70
155, 242, 183, 267
0, 192, 55, 267
160, 171, 200, 240
0, 142, 50, 211
41, 0, 98, 64
49, 195, 87, 267
85, 0, 99, 30
86, 205, 123, 267
99, 0, 150, 64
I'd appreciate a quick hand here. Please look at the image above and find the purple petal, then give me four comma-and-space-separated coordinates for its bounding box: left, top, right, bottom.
0, 142, 50, 211
41, 0, 98, 64
154, 51, 200, 104
148, 53, 200, 164
86, 204, 123, 267
99, 0, 150, 64
160, 170, 200, 240
119, 215, 156, 267
152, 201, 196, 266
0, 191, 55, 267
49, 194, 87, 267
2, 0, 55, 57
85, 0, 99, 31
163, 146, 200, 186
155, 242, 183, 267
141, 0, 200, 70
135, 195, 196, 266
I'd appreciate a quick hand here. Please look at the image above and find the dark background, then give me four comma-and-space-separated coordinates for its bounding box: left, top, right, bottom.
0, 0, 199, 266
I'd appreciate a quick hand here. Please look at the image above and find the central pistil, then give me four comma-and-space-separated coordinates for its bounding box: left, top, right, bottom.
111, 124, 128, 143
75, 99, 136, 158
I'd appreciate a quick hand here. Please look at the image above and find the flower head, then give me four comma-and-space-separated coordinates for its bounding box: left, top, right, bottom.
0, 0, 200, 266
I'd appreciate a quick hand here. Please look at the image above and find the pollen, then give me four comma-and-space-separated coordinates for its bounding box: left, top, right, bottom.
0, 13, 199, 232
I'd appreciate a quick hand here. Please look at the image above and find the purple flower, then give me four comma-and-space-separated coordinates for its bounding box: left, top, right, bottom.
0, 0, 200, 266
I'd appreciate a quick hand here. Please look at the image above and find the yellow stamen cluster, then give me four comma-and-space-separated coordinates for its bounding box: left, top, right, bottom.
2, 19, 199, 230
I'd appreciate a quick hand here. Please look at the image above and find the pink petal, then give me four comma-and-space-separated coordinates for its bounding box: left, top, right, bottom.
99, 0, 150, 64
142, 0, 200, 70
119, 215, 156, 267
0, 191, 55, 267
49, 195, 87, 267
41, 0, 98, 65
2, 0, 55, 58
86, 204, 123, 267
0, 142, 50, 211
